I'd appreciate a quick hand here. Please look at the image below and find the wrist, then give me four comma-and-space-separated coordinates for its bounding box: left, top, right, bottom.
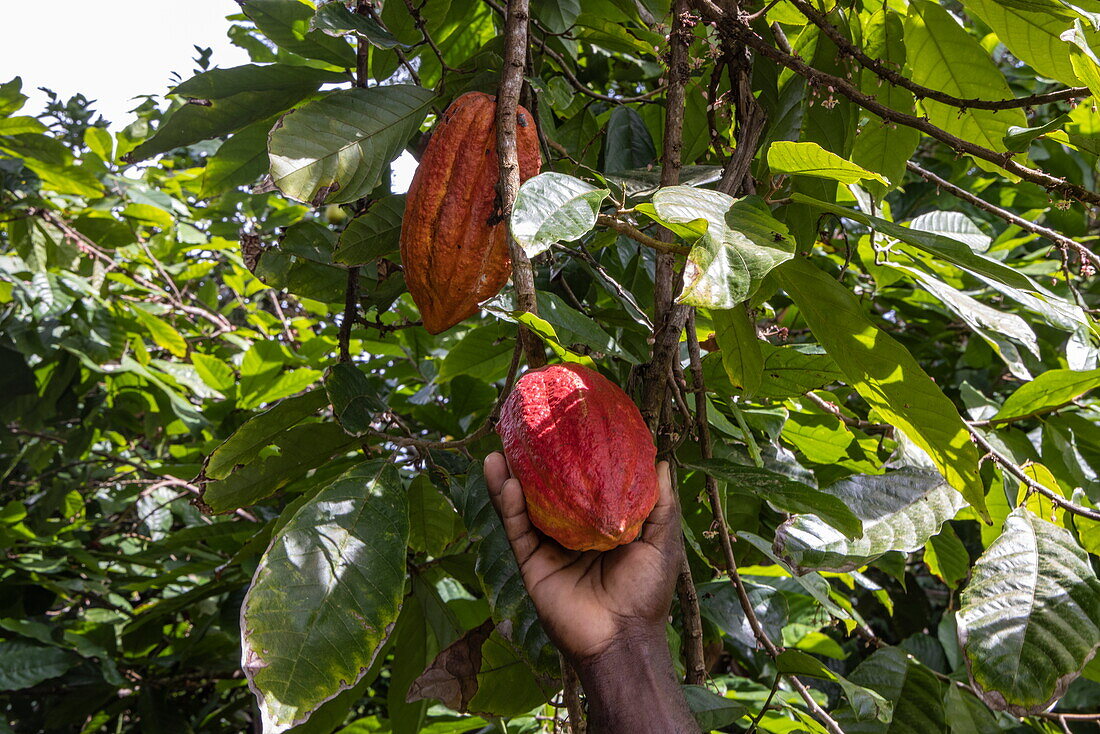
573, 626, 698, 734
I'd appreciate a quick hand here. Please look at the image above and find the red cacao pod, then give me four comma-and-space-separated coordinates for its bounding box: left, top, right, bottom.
497, 363, 659, 552
400, 91, 541, 334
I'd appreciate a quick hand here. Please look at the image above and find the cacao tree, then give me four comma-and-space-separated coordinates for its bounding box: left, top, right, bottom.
2, 0, 1100, 732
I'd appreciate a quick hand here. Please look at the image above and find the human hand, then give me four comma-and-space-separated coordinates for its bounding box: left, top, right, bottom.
483, 451, 683, 667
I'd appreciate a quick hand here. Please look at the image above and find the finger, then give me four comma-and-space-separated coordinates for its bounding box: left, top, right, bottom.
496, 478, 542, 567
484, 452, 511, 513
640, 461, 680, 550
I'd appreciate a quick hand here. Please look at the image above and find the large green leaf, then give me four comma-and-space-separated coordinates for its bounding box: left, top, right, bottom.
958, 507, 1100, 713
242, 462, 408, 733
962, 0, 1081, 84
202, 422, 356, 512
268, 85, 434, 205
0, 640, 77, 691
333, 195, 405, 265
774, 469, 968, 573
201, 116, 278, 198
649, 187, 793, 309
684, 458, 863, 538
511, 172, 609, 258
833, 647, 947, 733
604, 106, 657, 173
904, 0, 1026, 167
993, 367, 1100, 422
130, 65, 335, 161
777, 258, 986, 516
325, 362, 387, 435
241, 0, 357, 67
767, 141, 887, 185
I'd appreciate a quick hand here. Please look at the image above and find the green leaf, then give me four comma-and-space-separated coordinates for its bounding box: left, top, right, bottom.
904, 0, 1026, 167
511, 172, 610, 257
774, 469, 968, 573
0, 77, 27, 117
311, 1, 401, 48
130, 65, 336, 161
407, 475, 463, 556
1003, 114, 1073, 152
333, 195, 405, 265
325, 362, 387, 435
768, 141, 888, 185
535, 0, 581, 33
683, 458, 863, 538
994, 367, 1100, 422
958, 507, 1100, 713
191, 353, 237, 393
604, 106, 657, 173
241, 0, 357, 67
907, 211, 991, 253
776, 258, 986, 517
833, 647, 947, 732
0, 117, 47, 136
204, 389, 329, 480
925, 522, 970, 589
0, 640, 77, 691
243, 462, 408, 733
789, 194, 1038, 291
682, 685, 749, 731
535, 291, 635, 363
962, 0, 1082, 84
436, 322, 518, 383
201, 421, 357, 512
201, 116, 277, 198
712, 304, 763, 397
268, 85, 434, 205
650, 187, 793, 309
131, 307, 188, 358
172, 63, 347, 99
777, 649, 894, 723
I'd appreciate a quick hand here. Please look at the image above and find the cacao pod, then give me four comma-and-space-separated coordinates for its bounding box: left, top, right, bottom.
496, 363, 659, 552
400, 91, 541, 334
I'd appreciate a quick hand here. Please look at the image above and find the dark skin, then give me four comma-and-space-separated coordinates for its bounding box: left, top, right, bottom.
484, 452, 699, 733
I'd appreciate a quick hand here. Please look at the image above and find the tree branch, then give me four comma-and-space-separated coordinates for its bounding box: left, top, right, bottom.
497, 0, 545, 368
596, 214, 691, 255
788, 0, 1089, 111
684, 313, 845, 734
967, 423, 1100, 522
694, 2, 1100, 206
906, 161, 1100, 269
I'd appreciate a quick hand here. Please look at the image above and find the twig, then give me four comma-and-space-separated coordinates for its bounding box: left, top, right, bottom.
497, 0, 545, 368
641, 0, 693, 431
685, 313, 845, 734
676, 554, 707, 685
746, 671, 783, 734
788, 0, 1089, 111
560, 653, 587, 733
338, 267, 360, 363
556, 244, 654, 329
595, 214, 691, 255
695, 3, 1100, 206
967, 422, 1100, 521
906, 161, 1100, 269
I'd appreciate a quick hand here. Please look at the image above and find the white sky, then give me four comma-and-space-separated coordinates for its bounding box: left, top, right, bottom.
0, 0, 251, 129
0, 0, 416, 191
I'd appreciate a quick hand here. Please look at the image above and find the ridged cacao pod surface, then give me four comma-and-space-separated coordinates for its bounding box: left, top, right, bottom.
400, 91, 541, 334
497, 363, 659, 552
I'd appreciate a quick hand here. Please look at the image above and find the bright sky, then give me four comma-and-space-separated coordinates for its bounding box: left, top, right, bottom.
0, 0, 250, 129
0, 0, 416, 190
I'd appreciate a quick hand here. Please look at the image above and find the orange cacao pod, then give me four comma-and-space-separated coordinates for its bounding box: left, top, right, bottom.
400, 91, 541, 334
497, 363, 659, 552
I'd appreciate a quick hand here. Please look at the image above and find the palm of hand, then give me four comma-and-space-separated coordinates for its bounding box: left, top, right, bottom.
484, 453, 681, 665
